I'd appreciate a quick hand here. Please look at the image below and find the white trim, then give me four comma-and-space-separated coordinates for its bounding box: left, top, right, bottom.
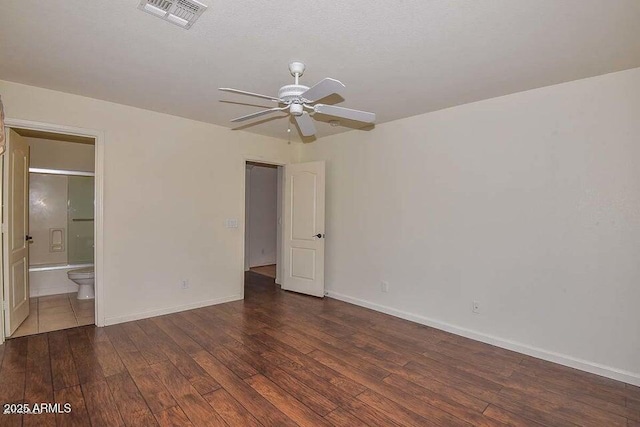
103, 294, 243, 326
29, 167, 94, 177
4, 118, 105, 333
241, 156, 287, 300
327, 290, 640, 387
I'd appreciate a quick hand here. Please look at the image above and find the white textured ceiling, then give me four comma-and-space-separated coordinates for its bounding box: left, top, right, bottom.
1, 1, 639, 141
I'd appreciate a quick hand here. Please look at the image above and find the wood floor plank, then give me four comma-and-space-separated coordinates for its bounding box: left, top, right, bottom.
356, 389, 442, 427
261, 326, 316, 354
48, 330, 80, 390
248, 328, 367, 397
136, 318, 221, 395
202, 388, 262, 427
54, 385, 91, 427
149, 361, 226, 426
0, 338, 28, 427
258, 362, 339, 416
153, 406, 194, 427
221, 336, 354, 412
151, 316, 206, 356
308, 349, 473, 427
483, 405, 546, 427
120, 322, 168, 365
91, 336, 127, 378
245, 374, 333, 427
104, 324, 150, 372
494, 385, 627, 427
506, 370, 640, 422
341, 397, 405, 427
210, 346, 259, 379
382, 373, 498, 426
390, 369, 489, 413
23, 335, 55, 427
270, 326, 394, 380
106, 371, 158, 426
81, 380, 126, 426
67, 327, 106, 384
128, 366, 178, 414
193, 349, 298, 427
324, 407, 369, 427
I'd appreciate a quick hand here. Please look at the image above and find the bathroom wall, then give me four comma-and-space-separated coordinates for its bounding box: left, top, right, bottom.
27, 137, 95, 172
29, 173, 68, 266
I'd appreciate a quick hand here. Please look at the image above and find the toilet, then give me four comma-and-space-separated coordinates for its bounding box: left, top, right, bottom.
67, 267, 95, 300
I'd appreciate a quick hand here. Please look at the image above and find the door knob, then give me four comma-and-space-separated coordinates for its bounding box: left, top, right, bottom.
25, 235, 33, 242
314, 233, 324, 238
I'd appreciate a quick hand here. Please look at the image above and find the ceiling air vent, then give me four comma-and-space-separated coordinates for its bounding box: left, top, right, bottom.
138, 0, 207, 29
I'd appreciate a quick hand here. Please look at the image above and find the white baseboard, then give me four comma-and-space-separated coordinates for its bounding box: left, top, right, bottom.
327, 291, 640, 387
104, 294, 243, 326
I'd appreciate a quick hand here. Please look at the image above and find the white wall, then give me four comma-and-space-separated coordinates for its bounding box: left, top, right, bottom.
245, 164, 278, 268
301, 67, 640, 385
27, 137, 95, 172
0, 79, 294, 325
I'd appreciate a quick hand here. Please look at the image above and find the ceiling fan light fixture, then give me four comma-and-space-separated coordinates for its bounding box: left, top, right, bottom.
290, 103, 304, 116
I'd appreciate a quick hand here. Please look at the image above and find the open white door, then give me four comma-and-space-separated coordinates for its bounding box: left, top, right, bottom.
282, 161, 325, 297
3, 129, 30, 336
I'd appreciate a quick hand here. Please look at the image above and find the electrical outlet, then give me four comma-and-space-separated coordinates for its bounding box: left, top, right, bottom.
181, 280, 189, 290
472, 300, 481, 314
381, 281, 389, 293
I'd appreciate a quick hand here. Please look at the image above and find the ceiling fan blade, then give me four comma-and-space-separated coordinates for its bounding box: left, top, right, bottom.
313, 104, 376, 123
219, 88, 281, 102
294, 112, 316, 137
230, 107, 288, 122
300, 78, 346, 102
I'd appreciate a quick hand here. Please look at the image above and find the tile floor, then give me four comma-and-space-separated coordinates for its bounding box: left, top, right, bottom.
9, 292, 94, 338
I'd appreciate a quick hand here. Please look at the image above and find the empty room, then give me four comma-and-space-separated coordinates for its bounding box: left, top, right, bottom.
0, 1, 639, 426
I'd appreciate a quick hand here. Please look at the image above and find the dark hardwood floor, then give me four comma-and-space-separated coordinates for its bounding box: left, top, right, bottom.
1, 271, 639, 426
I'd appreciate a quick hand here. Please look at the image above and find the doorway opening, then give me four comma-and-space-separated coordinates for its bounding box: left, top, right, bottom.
244, 161, 283, 291
2, 127, 98, 339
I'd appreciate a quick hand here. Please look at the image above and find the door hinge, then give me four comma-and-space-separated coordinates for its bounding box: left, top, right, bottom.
2, 301, 7, 311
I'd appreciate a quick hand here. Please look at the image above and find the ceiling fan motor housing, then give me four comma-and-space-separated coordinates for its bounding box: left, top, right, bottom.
278, 84, 310, 103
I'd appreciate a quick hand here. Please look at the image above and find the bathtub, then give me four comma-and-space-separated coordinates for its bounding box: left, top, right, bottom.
29, 263, 93, 297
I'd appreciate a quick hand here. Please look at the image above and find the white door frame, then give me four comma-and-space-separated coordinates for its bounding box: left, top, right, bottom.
0, 118, 105, 345
241, 156, 285, 299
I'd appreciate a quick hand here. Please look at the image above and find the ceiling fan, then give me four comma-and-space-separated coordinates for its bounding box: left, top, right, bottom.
219, 62, 376, 137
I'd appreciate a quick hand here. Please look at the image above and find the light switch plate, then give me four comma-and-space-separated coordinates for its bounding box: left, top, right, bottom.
225, 219, 239, 228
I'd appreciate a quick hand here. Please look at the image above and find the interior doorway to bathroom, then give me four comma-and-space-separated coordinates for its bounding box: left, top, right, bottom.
1, 127, 97, 338
244, 161, 283, 287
